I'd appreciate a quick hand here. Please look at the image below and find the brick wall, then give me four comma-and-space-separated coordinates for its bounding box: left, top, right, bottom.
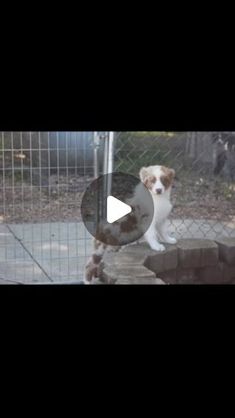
98, 238, 235, 284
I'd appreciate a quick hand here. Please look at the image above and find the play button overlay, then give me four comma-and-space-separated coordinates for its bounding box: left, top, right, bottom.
107, 196, 132, 223
81, 172, 154, 246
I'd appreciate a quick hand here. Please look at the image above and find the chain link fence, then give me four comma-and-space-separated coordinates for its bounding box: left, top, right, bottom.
113, 132, 235, 240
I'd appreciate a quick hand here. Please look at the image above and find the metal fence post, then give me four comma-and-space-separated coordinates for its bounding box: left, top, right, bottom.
93, 132, 115, 223
93, 131, 100, 179
107, 131, 114, 198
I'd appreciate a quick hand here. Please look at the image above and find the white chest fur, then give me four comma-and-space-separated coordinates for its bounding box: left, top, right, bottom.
152, 194, 172, 225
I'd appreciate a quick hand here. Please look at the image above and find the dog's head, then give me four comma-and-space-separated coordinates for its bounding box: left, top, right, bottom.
139, 165, 175, 195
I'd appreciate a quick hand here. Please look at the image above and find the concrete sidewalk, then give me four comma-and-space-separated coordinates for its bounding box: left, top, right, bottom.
0, 220, 235, 284
0, 222, 93, 284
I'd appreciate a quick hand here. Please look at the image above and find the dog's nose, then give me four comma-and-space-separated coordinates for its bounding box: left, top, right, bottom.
156, 188, 162, 194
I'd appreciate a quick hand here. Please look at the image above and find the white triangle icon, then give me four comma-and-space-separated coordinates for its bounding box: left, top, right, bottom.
107, 196, 132, 224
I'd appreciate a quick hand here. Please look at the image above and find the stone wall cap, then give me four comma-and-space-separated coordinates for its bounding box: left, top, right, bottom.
177, 239, 218, 249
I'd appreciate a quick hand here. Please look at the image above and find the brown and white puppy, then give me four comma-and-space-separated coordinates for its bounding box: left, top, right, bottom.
137, 165, 176, 251
84, 165, 176, 282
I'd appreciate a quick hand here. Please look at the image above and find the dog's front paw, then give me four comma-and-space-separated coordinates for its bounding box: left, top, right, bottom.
165, 236, 177, 245
150, 242, 166, 252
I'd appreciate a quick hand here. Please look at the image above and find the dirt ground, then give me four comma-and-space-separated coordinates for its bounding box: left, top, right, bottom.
0, 173, 235, 225
171, 174, 235, 223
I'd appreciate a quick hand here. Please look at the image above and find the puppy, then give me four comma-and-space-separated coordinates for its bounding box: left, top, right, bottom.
84, 165, 177, 282
137, 165, 177, 252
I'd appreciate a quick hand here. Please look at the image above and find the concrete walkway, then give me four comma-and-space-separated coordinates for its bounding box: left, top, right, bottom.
0, 219, 235, 284
0, 222, 93, 284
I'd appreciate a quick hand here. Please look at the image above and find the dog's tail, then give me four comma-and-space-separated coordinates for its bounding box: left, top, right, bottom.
84, 239, 106, 283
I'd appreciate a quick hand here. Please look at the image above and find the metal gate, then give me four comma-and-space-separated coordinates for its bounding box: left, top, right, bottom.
0, 132, 107, 284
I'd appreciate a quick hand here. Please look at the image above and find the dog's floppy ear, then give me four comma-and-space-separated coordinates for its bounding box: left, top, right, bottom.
162, 166, 175, 181
139, 167, 149, 182
169, 168, 175, 180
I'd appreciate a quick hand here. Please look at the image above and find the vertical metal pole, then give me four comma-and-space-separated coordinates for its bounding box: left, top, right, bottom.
93, 132, 115, 225
93, 131, 100, 179
103, 133, 109, 176
101, 132, 108, 218
106, 132, 114, 213
107, 131, 114, 175
101, 132, 114, 216
102, 131, 114, 177
93, 132, 101, 231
